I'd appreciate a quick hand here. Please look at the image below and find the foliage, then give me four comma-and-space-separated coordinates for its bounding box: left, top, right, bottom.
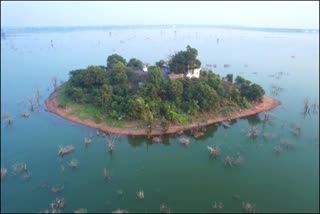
127, 58, 144, 69
168, 45, 201, 74
58, 101, 67, 109
235, 75, 265, 102
155, 60, 166, 68
60, 48, 266, 127
107, 54, 126, 69
225, 73, 233, 83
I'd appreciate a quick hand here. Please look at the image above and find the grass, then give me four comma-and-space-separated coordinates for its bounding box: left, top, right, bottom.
103, 117, 126, 128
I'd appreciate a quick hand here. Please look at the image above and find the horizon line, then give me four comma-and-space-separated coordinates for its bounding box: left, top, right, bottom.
1, 24, 319, 33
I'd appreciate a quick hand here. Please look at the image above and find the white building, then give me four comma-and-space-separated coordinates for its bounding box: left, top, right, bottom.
186, 67, 201, 78
142, 64, 148, 72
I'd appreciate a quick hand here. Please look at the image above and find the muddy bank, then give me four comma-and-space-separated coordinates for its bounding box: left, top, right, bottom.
45, 90, 281, 136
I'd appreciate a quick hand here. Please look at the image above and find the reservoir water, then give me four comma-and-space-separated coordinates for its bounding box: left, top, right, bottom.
1, 27, 319, 213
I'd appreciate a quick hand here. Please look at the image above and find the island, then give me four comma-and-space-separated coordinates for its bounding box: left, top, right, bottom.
45, 46, 281, 136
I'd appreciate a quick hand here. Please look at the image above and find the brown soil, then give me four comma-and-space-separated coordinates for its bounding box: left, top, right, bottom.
45, 90, 281, 136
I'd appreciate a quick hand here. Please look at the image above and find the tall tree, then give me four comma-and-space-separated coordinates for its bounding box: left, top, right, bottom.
127, 58, 143, 69
107, 54, 126, 69
168, 45, 201, 74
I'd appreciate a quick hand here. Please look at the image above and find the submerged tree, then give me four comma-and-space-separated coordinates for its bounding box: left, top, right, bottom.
105, 134, 119, 153
52, 77, 59, 92
1, 113, 13, 127
27, 97, 35, 112
35, 87, 42, 109
20, 110, 30, 118
304, 97, 311, 116
103, 167, 112, 181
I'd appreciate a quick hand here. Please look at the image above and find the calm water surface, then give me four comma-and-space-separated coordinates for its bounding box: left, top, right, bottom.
1, 27, 319, 213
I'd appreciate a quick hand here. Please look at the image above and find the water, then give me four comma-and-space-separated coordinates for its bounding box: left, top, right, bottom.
1, 27, 319, 213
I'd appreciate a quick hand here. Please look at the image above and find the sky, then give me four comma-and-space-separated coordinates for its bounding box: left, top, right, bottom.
1, 1, 319, 29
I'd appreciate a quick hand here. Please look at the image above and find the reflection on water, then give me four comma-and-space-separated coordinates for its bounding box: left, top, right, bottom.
1, 27, 319, 213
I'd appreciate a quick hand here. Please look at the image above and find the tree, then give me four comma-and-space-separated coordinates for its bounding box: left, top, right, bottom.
52, 77, 59, 91
127, 96, 145, 119
108, 62, 127, 85
168, 45, 201, 74
182, 99, 200, 115
185, 45, 200, 69
96, 84, 113, 108
193, 80, 220, 111
69, 66, 108, 89
60, 50, 267, 128
225, 74, 233, 83
147, 66, 162, 87
155, 60, 166, 68
235, 75, 251, 87
235, 75, 264, 102
35, 88, 42, 108
208, 74, 225, 97
161, 101, 179, 122
107, 54, 126, 69
168, 79, 183, 105
228, 86, 241, 103
127, 58, 143, 69
248, 83, 265, 102
111, 72, 128, 85
110, 61, 126, 72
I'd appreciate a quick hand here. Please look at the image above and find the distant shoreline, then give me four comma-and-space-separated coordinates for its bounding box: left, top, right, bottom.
2, 25, 318, 34
45, 90, 281, 136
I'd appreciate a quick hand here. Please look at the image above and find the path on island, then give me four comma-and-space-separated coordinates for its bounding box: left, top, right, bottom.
45, 91, 281, 136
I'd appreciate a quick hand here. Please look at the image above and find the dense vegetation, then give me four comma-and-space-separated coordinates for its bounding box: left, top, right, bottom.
59, 46, 265, 129
168, 45, 201, 74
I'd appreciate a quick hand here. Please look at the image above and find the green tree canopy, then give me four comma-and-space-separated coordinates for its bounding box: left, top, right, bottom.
127, 58, 144, 69
60, 51, 266, 125
155, 60, 166, 68
235, 75, 264, 102
69, 65, 108, 89
107, 54, 126, 69
168, 45, 201, 74
225, 74, 233, 83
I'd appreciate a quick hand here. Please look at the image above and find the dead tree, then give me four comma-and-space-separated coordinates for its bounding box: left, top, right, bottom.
105, 134, 120, 153
52, 77, 59, 92
247, 126, 259, 139
207, 145, 220, 158
84, 137, 93, 146
179, 137, 190, 146
51, 184, 65, 193
262, 111, 270, 122
1, 113, 13, 127
160, 203, 171, 213
69, 159, 79, 168
112, 209, 128, 214
312, 99, 319, 113
74, 208, 88, 213
35, 88, 42, 109
20, 110, 30, 118
27, 97, 35, 112
304, 97, 311, 116
1, 168, 7, 180
58, 145, 75, 156
103, 168, 112, 181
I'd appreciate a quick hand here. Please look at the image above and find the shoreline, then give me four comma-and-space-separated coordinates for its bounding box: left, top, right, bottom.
45, 90, 281, 136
